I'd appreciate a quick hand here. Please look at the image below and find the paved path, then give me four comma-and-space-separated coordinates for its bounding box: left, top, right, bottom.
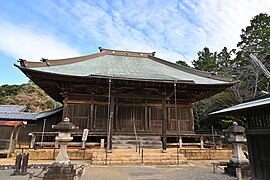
82, 165, 236, 180
0, 161, 237, 180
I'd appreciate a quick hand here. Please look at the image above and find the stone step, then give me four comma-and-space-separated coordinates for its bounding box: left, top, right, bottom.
112, 135, 162, 149
91, 149, 188, 165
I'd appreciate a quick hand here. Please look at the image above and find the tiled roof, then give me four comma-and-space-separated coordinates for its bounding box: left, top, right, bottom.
18, 48, 235, 85
0, 107, 63, 121
0, 112, 38, 120
210, 96, 270, 115
0, 105, 27, 112
37, 106, 63, 119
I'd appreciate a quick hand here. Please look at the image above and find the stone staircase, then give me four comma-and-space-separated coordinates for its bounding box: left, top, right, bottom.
112, 135, 162, 149
92, 149, 188, 165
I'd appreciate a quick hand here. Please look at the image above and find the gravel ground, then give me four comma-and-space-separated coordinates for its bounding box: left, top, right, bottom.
0, 161, 237, 180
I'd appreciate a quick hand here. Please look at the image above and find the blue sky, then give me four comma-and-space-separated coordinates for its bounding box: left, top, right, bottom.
0, 0, 270, 85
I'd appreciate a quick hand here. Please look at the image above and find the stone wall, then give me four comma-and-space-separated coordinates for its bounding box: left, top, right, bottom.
179, 149, 232, 160
13, 148, 232, 161
14, 148, 93, 160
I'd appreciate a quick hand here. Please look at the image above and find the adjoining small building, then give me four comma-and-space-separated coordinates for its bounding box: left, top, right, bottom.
210, 95, 270, 180
0, 105, 31, 156
0, 105, 63, 147
16, 48, 235, 151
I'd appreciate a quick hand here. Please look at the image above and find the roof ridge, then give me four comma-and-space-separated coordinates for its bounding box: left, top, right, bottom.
99, 47, 155, 57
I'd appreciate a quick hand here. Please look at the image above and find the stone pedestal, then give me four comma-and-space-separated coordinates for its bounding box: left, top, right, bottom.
43, 162, 76, 180
225, 161, 250, 178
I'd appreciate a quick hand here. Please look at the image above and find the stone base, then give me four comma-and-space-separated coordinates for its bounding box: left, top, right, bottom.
43, 162, 76, 180
224, 161, 251, 178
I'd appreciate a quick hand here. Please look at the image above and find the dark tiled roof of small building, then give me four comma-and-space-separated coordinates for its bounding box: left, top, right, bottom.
37, 106, 63, 119
0, 112, 38, 120
0, 107, 63, 121
0, 105, 27, 112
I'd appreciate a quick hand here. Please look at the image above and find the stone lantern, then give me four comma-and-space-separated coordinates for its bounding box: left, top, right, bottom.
43, 117, 79, 180
227, 122, 248, 164
52, 117, 79, 163
225, 122, 250, 178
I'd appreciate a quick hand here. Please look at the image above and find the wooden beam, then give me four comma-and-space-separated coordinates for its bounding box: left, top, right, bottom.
112, 92, 173, 100
162, 97, 167, 152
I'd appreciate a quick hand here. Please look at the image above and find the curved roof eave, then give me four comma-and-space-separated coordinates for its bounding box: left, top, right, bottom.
16, 64, 237, 86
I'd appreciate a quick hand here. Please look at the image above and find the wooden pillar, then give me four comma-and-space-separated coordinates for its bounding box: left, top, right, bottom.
144, 100, 148, 130
14, 126, 20, 145
8, 128, 15, 157
168, 100, 171, 131
190, 107, 194, 131
62, 96, 68, 120
115, 105, 119, 130
107, 96, 115, 153
162, 97, 167, 152
179, 135, 182, 148
29, 133, 36, 148
90, 96, 94, 130
200, 136, 204, 149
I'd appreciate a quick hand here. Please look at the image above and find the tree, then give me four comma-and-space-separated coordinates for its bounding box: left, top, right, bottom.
217, 47, 236, 72
237, 13, 270, 62
0, 82, 61, 112
191, 47, 239, 130
192, 13, 270, 130
237, 13, 270, 96
176, 60, 189, 67
192, 47, 218, 72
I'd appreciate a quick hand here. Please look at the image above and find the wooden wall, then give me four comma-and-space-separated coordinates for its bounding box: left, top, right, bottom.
245, 105, 270, 180
65, 99, 194, 134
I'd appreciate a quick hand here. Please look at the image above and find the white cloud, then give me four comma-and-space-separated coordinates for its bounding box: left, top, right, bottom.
187, 0, 270, 52
1, 0, 270, 65
0, 22, 80, 61
59, 0, 269, 63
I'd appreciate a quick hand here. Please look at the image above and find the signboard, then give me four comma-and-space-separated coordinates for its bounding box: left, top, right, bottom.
82, 129, 89, 141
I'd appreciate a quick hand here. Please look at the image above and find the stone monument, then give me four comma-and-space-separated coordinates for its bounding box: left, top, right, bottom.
225, 122, 250, 178
43, 117, 79, 180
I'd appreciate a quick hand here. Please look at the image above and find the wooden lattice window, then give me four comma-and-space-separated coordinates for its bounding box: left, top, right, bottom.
94, 105, 108, 130
118, 106, 143, 130
170, 108, 191, 131
67, 104, 90, 129
149, 107, 162, 131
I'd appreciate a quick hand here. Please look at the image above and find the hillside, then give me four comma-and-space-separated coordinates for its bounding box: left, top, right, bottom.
0, 82, 61, 112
